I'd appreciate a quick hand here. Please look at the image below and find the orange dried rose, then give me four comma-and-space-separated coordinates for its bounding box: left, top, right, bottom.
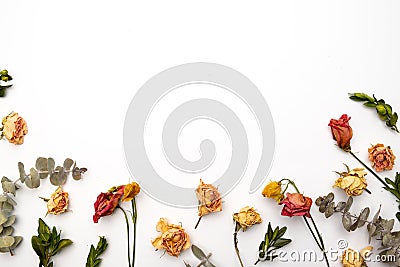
341, 246, 372, 267
1, 112, 28, 144
195, 179, 222, 217
46, 187, 69, 215
368, 144, 396, 172
122, 182, 140, 202
151, 218, 190, 257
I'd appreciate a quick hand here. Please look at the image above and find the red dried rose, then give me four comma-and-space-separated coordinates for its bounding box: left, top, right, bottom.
93, 185, 124, 223
328, 114, 353, 151
281, 193, 312, 218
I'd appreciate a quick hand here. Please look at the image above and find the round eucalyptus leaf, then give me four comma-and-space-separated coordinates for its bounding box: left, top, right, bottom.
2, 215, 15, 227
0, 236, 15, 248
9, 236, 22, 249
2, 226, 14, 236
63, 158, 74, 171
0, 195, 7, 202
47, 158, 55, 174
17, 163, 26, 182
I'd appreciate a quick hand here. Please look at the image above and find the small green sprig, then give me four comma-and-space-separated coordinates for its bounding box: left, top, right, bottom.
31, 218, 72, 267
383, 172, 400, 221
0, 69, 13, 97
349, 93, 399, 133
255, 222, 291, 265
183, 245, 216, 267
86, 236, 108, 267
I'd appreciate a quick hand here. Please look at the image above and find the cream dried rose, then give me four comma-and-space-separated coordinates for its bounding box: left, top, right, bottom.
195, 179, 222, 217
1, 112, 28, 145
233, 206, 262, 231
368, 144, 396, 172
46, 187, 69, 215
151, 218, 190, 257
334, 168, 368, 196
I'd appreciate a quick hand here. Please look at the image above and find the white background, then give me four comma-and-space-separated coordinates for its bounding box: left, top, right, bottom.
1, 1, 400, 266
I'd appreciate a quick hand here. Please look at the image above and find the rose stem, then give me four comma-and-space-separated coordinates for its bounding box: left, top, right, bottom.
349, 151, 389, 189
131, 198, 137, 267
254, 259, 260, 265
118, 206, 132, 267
194, 216, 202, 229
234, 224, 245, 267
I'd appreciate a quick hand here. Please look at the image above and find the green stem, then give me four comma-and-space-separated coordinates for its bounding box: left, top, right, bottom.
131, 198, 137, 267
233, 228, 245, 267
349, 151, 389, 189
118, 206, 132, 267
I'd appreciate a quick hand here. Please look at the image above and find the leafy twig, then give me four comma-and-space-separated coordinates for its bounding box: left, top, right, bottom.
349, 93, 399, 133
31, 218, 72, 267
86, 236, 108, 267
0, 69, 13, 97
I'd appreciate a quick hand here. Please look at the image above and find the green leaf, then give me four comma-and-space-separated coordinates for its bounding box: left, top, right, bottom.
376, 105, 387, 115
273, 238, 292, 248
0, 236, 14, 248
385, 177, 396, 188
31, 236, 44, 257
2, 215, 16, 227
267, 222, 273, 240
364, 102, 377, 107
191, 244, 207, 260
276, 226, 287, 240
51, 239, 72, 256
38, 219, 51, 237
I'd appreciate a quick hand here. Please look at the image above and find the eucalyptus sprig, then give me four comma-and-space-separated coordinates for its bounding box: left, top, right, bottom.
183, 245, 216, 267
0, 177, 22, 255
31, 218, 72, 267
18, 157, 87, 188
349, 93, 399, 133
255, 222, 291, 265
0, 69, 13, 97
86, 236, 108, 267
316, 192, 400, 265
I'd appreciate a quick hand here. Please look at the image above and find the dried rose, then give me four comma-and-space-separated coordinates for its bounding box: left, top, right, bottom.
262, 181, 284, 203
334, 168, 368, 196
195, 179, 222, 217
281, 193, 312, 218
151, 218, 190, 257
1, 112, 28, 145
341, 246, 372, 267
93, 185, 124, 223
329, 114, 353, 151
121, 182, 140, 202
233, 206, 262, 231
368, 143, 396, 172
46, 187, 69, 215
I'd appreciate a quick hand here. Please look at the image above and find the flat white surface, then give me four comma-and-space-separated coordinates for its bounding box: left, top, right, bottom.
1, 1, 400, 266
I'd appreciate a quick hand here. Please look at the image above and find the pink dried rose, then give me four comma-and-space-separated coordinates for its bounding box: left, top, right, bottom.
93, 185, 125, 223
368, 143, 396, 172
281, 193, 312, 218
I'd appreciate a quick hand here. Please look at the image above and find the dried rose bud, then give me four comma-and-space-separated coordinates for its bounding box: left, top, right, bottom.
262, 181, 284, 203
1, 112, 28, 145
46, 187, 69, 215
195, 179, 222, 217
329, 114, 353, 151
233, 206, 262, 231
334, 168, 368, 196
122, 182, 140, 202
151, 218, 190, 257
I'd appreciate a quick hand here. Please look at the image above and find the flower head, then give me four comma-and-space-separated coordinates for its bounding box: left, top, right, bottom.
122, 182, 140, 202
46, 187, 69, 215
334, 168, 368, 196
262, 181, 284, 203
281, 193, 312, 218
2, 112, 28, 145
93, 185, 124, 223
329, 114, 353, 151
151, 218, 190, 257
195, 179, 222, 217
341, 246, 372, 267
368, 144, 396, 172
233, 206, 262, 231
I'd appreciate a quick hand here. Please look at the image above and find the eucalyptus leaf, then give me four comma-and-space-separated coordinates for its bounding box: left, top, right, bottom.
17, 163, 26, 182
342, 213, 352, 232
335, 201, 346, 212
47, 158, 55, 174
63, 159, 74, 171
0, 213, 7, 225
6, 196, 17, 207
0, 236, 15, 248
191, 245, 207, 260
344, 197, 353, 213
357, 208, 370, 228
2, 181, 16, 196
0, 195, 7, 202
1, 202, 13, 213
36, 157, 49, 179
2, 226, 14, 236
2, 215, 16, 227
9, 236, 22, 250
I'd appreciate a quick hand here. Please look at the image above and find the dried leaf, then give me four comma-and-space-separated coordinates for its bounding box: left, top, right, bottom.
17, 163, 26, 182
2, 226, 14, 236
63, 159, 74, 171
9, 236, 22, 250
0, 236, 14, 248
192, 245, 207, 260
344, 197, 353, 213
2, 181, 16, 196
335, 201, 346, 212
324, 202, 335, 218
0, 213, 7, 225
47, 158, 55, 174
342, 213, 352, 231
2, 216, 15, 227
357, 208, 370, 228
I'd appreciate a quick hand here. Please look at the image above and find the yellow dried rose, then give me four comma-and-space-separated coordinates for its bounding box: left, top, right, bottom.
196, 179, 222, 217
233, 206, 262, 231
368, 143, 396, 172
1, 112, 28, 145
151, 218, 190, 257
342, 246, 372, 267
46, 187, 69, 215
262, 181, 284, 203
334, 168, 368, 196
122, 182, 140, 202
